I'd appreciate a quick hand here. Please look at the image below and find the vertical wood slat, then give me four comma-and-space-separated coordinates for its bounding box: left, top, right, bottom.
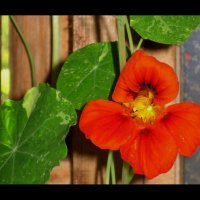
71, 15, 117, 184
10, 16, 51, 100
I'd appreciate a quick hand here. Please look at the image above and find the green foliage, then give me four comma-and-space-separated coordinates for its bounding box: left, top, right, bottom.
130, 16, 200, 44
1, 69, 10, 95
2, 16, 9, 69
0, 84, 77, 183
57, 42, 120, 110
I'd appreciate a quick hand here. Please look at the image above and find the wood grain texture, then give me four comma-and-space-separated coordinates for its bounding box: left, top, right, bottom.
48, 160, 71, 184
71, 16, 117, 184
60, 16, 70, 63
10, 16, 51, 100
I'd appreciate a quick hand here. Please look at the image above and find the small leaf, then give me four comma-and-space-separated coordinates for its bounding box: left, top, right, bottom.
57, 42, 119, 110
0, 83, 77, 183
130, 16, 200, 44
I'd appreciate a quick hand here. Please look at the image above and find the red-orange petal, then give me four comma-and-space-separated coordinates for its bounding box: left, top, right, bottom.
120, 123, 177, 179
112, 50, 179, 105
161, 102, 200, 156
79, 100, 138, 150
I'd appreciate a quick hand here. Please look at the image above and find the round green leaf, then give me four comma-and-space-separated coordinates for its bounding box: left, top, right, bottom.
130, 16, 200, 44
0, 83, 77, 184
57, 42, 119, 110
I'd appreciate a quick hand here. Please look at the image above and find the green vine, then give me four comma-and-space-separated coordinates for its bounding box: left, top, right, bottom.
105, 150, 116, 184
9, 16, 36, 87
125, 16, 134, 54
51, 15, 60, 86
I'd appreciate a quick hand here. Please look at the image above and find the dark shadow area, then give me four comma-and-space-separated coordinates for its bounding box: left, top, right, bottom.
68, 121, 108, 183
94, 151, 107, 184
68, 16, 74, 55
109, 42, 120, 99
143, 39, 171, 51
113, 151, 123, 182
66, 110, 126, 184
65, 125, 74, 184
48, 60, 66, 88
94, 16, 101, 42
127, 20, 171, 51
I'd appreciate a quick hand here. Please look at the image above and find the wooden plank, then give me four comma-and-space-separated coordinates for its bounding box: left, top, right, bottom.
71, 15, 117, 184
10, 16, 51, 100
60, 16, 71, 63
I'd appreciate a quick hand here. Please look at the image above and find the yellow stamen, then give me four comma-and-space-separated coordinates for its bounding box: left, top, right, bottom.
124, 88, 160, 125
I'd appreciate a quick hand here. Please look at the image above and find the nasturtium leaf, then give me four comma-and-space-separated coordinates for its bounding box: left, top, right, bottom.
130, 16, 200, 44
57, 42, 119, 110
0, 83, 77, 184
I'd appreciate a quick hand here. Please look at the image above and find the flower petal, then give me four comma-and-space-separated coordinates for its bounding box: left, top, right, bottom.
162, 102, 200, 156
120, 123, 177, 179
79, 100, 137, 150
112, 50, 179, 105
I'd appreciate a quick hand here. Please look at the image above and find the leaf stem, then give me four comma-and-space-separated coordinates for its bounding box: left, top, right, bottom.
136, 38, 144, 50
117, 16, 126, 71
105, 151, 115, 184
122, 161, 134, 184
51, 15, 60, 87
117, 16, 137, 184
124, 16, 134, 54
110, 152, 116, 184
9, 15, 36, 87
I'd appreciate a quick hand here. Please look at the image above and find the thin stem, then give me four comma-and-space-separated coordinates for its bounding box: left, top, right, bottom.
9, 15, 36, 87
104, 16, 127, 185
117, 16, 138, 184
124, 16, 134, 54
110, 152, 116, 184
105, 150, 113, 184
51, 15, 60, 86
136, 38, 144, 50
117, 16, 126, 71
122, 161, 134, 184
117, 16, 132, 185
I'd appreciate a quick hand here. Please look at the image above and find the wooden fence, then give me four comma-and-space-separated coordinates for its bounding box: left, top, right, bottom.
9, 15, 183, 184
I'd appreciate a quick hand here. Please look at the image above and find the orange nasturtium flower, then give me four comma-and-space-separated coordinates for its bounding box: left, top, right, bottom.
79, 50, 200, 179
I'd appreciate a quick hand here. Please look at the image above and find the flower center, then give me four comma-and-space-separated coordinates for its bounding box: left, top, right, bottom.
123, 88, 162, 125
